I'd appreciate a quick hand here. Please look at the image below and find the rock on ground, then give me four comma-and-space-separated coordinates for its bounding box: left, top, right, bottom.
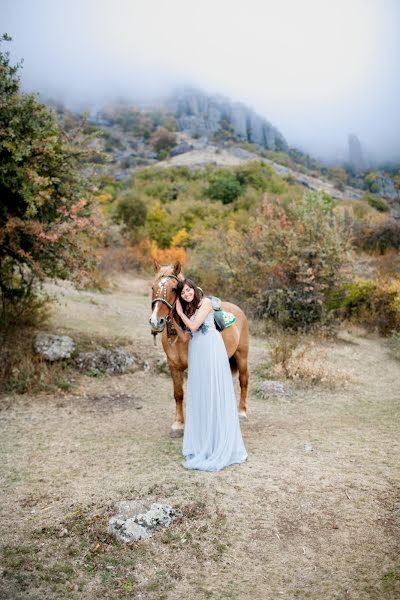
75, 348, 137, 374
108, 501, 182, 543
34, 334, 76, 361
255, 380, 291, 398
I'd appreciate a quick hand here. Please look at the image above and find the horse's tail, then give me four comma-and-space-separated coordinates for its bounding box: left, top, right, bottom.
229, 355, 238, 374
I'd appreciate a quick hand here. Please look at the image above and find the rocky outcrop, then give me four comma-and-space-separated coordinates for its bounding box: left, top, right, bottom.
169, 88, 288, 151
169, 141, 193, 157
348, 133, 366, 173
370, 174, 400, 200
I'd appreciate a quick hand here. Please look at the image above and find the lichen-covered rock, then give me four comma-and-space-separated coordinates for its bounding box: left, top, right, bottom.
135, 503, 180, 529
34, 334, 76, 361
75, 348, 136, 374
109, 517, 150, 542
108, 501, 182, 543
255, 380, 291, 398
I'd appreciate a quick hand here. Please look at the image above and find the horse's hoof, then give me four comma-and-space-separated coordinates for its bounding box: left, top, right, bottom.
170, 424, 184, 438
239, 410, 248, 420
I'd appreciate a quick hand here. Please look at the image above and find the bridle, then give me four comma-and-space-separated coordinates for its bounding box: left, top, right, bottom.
151, 273, 180, 344
151, 273, 180, 311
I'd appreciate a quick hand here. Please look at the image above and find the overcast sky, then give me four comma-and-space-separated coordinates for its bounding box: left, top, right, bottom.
2, 0, 400, 163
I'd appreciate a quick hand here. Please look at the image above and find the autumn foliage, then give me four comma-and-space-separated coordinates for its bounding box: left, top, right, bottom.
0, 35, 99, 327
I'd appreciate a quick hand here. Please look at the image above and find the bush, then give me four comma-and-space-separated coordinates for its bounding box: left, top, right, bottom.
263, 286, 324, 329
112, 193, 147, 231
364, 194, 390, 213
328, 278, 400, 335
150, 127, 177, 153
234, 162, 272, 190
364, 171, 380, 193
150, 242, 188, 269
353, 220, 400, 254
145, 201, 174, 248
205, 172, 243, 204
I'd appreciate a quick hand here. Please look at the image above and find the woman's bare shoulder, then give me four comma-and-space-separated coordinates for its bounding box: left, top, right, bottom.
198, 297, 212, 308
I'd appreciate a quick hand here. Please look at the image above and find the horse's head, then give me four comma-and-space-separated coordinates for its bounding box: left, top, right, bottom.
149, 260, 183, 334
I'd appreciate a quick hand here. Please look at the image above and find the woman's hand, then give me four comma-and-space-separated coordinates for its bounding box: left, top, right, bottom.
175, 297, 183, 317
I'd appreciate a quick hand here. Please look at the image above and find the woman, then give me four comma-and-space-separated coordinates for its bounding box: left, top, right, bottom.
172, 278, 247, 472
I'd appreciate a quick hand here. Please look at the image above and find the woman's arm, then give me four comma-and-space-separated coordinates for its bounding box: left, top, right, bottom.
171, 317, 190, 342
178, 297, 213, 332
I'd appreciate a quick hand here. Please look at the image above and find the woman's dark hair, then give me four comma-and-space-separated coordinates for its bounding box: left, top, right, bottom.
174, 278, 203, 327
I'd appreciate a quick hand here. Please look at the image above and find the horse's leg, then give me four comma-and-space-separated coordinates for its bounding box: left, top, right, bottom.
235, 350, 249, 419
170, 367, 185, 437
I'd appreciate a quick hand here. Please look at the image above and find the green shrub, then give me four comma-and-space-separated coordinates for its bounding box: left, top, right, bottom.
112, 193, 147, 231
234, 162, 272, 190
145, 201, 173, 248
328, 279, 400, 335
205, 172, 243, 204
364, 194, 390, 213
263, 286, 324, 329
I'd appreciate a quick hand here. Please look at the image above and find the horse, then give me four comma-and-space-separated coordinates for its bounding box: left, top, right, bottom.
149, 260, 250, 437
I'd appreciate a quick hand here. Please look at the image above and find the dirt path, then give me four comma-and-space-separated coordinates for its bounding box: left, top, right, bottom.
1, 274, 399, 599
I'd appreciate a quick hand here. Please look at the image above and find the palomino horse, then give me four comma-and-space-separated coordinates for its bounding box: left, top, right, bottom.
149, 260, 249, 437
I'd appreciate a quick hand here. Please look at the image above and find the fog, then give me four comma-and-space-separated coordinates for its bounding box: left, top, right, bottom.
2, 0, 400, 164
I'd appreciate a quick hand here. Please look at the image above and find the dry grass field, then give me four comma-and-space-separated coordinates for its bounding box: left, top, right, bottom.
1, 274, 399, 599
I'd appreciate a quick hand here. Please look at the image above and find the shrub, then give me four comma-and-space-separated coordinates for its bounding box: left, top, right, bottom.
364, 171, 380, 193
205, 172, 243, 204
150, 127, 177, 153
328, 278, 400, 335
145, 201, 173, 248
353, 219, 400, 254
364, 194, 390, 213
112, 193, 147, 231
150, 242, 188, 269
263, 285, 324, 329
234, 162, 272, 190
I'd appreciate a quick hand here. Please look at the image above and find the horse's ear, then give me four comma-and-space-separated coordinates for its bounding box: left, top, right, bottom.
153, 259, 161, 272
173, 260, 181, 275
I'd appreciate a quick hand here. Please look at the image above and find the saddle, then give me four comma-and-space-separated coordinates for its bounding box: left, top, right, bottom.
209, 295, 236, 332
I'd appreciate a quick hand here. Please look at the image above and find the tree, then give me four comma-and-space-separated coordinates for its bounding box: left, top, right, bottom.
0, 34, 98, 326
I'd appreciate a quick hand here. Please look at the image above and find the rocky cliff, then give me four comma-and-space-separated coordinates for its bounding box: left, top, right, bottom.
167, 88, 288, 151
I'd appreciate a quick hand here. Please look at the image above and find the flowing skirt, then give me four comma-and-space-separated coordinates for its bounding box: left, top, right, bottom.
182, 326, 247, 472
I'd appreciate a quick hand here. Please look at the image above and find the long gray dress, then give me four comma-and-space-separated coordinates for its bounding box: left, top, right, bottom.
182, 309, 248, 472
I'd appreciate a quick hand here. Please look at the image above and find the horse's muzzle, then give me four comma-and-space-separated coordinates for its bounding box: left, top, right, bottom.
149, 316, 166, 334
